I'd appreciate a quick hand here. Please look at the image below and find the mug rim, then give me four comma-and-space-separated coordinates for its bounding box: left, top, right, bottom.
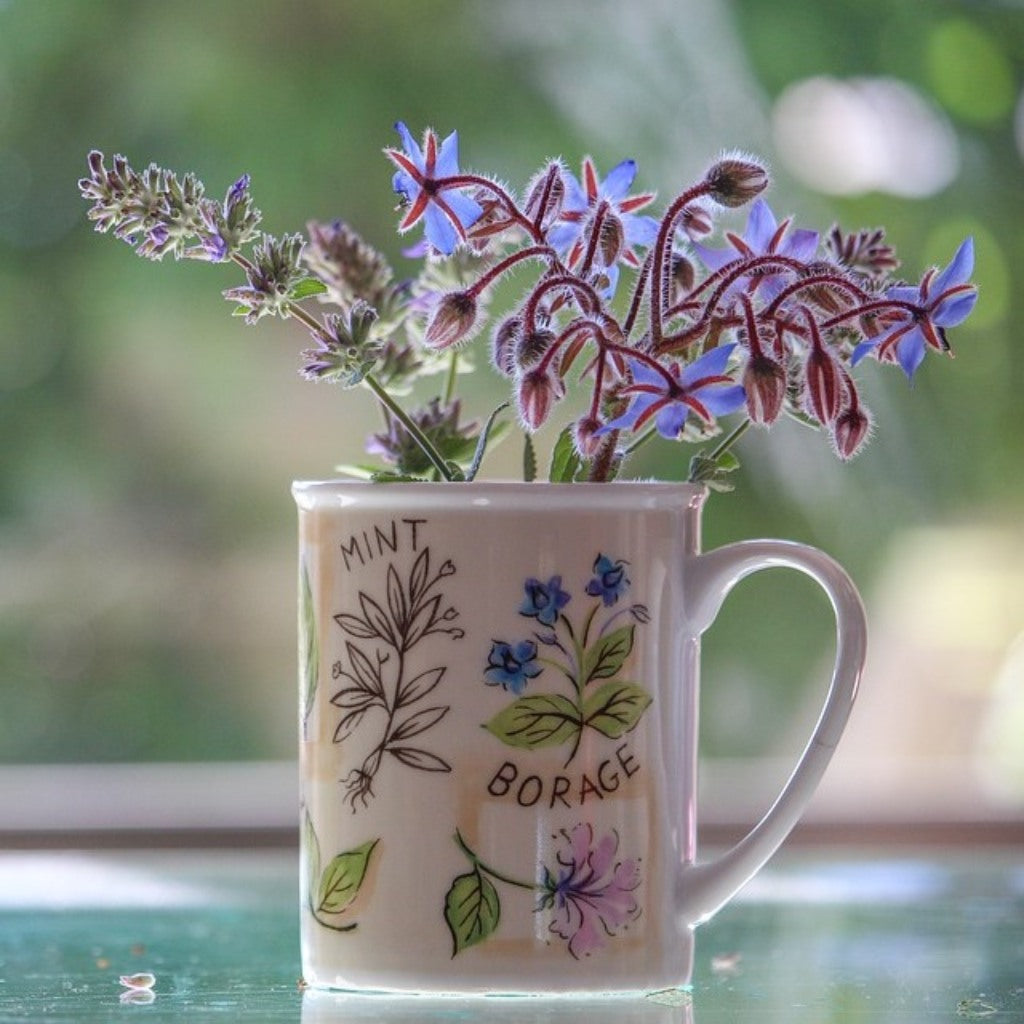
292, 478, 708, 512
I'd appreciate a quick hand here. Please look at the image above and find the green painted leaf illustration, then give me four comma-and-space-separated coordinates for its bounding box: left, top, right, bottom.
583, 681, 653, 739
484, 694, 582, 750
300, 562, 319, 730
316, 838, 379, 915
445, 869, 500, 955
302, 809, 321, 904
582, 624, 635, 684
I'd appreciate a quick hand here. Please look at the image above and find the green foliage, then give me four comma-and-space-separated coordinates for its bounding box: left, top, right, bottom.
444, 869, 501, 955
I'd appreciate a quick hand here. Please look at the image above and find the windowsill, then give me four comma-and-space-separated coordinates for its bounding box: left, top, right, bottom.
2, 758, 1021, 849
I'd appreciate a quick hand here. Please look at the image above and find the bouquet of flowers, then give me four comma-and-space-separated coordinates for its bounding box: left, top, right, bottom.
78, 122, 977, 486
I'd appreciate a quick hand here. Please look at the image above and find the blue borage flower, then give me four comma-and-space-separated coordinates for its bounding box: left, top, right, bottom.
484, 640, 542, 695
385, 122, 483, 256
852, 238, 978, 379
520, 576, 571, 627
80, 126, 979, 481
586, 555, 630, 607
547, 156, 658, 294
693, 198, 818, 302
599, 344, 747, 440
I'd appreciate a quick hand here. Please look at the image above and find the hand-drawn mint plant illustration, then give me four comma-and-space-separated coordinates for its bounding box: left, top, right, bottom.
331, 544, 463, 810
303, 808, 378, 932
483, 554, 652, 766
445, 823, 642, 959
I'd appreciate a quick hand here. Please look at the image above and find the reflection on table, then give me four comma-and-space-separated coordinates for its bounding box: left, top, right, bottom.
0, 847, 1021, 1022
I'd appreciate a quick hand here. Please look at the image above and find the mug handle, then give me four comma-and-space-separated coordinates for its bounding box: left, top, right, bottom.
678, 538, 867, 925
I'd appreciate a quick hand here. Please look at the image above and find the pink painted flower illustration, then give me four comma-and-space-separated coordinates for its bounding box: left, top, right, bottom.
540, 823, 642, 958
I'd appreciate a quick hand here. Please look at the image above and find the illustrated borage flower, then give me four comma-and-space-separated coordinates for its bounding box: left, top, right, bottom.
600, 344, 746, 440
520, 575, 571, 626
585, 554, 629, 607
484, 640, 542, 695
539, 823, 642, 959
547, 157, 658, 290
385, 122, 483, 256
852, 237, 978, 379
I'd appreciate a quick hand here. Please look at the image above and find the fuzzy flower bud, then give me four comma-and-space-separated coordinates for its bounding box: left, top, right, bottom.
743, 353, 787, 425
831, 400, 873, 460
803, 343, 842, 425
671, 254, 696, 297
596, 211, 625, 268
678, 202, 714, 241
574, 415, 604, 458
523, 161, 566, 230
516, 367, 559, 432
491, 315, 523, 377
516, 327, 556, 369
424, 290, 478, 350
705, 155, 769, 208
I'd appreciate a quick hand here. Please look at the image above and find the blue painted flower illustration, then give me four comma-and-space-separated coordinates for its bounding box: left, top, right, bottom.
520, 575, 571, 626
485, 640, 542, 695
482, 553, 652, 765
585, 554, 630, 607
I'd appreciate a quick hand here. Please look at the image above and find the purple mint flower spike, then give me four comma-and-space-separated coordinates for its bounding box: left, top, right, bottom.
599, 343, 746, 440
852, 237, 978, 379
385, 122, 483, 255
541, 824, 642, 959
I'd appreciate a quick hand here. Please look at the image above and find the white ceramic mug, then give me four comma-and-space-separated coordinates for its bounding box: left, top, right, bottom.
293, 481, 866, 996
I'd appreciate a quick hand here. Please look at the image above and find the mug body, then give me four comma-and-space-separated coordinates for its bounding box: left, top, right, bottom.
294, 481, 706, 995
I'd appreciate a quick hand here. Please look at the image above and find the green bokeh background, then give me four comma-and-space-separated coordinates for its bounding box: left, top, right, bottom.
0, 0, 1019, 765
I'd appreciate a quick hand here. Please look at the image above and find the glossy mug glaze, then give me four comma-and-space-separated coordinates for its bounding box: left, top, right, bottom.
292, 482, 866, 995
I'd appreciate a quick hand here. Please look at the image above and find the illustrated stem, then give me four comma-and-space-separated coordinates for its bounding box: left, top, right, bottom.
453, 831, 538, 892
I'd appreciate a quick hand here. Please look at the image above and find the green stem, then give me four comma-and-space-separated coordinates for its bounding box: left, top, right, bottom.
361, 374, 457, 482
443, 349, 459, 406
622, 425, 658, 458
229, 252, 455, 482
453, 831, 538, 892
689, 417, 752, 481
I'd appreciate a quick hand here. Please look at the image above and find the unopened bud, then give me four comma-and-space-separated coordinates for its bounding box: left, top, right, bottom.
678, 203, 713, 241
516, 327, 556, 369
743, 353, 787, 425
596, 212, 625, 268
574, 415, 604, 458
705, 155, 769, 208
803, 345, 841, 425
424, 290, 477, 350
831, 401, 872, 460
491, 315, 523, 377
671, 254, 696, 297
516, 367, 559, 431
523, 162, 566, 228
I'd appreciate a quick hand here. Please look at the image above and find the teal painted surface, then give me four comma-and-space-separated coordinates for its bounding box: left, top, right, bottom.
0, 849, 1021, 1022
